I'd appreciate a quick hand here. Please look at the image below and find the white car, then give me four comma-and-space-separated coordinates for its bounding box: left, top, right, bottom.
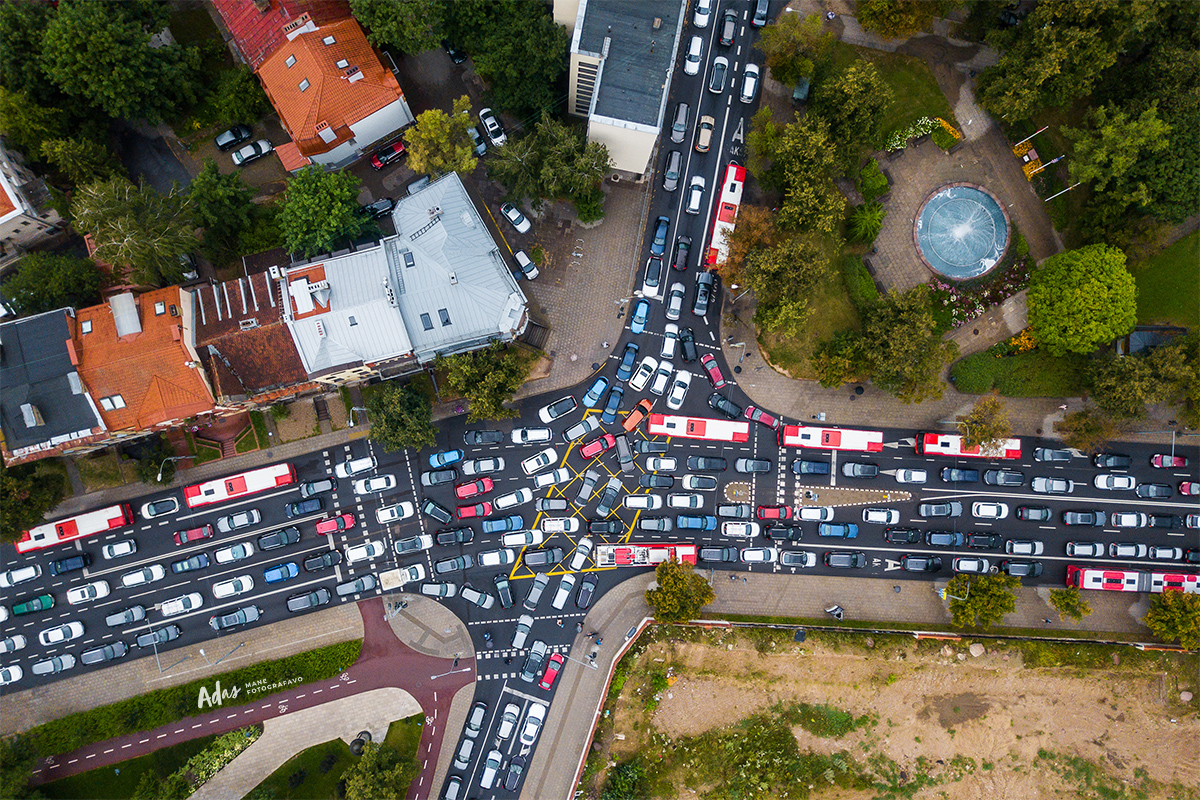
971, 502, 1010, 520
396, 564, 426, 587
740, 547, 778, 563
503, 530, 545, 548
345, 540, 386, 564
781, 550, 818, 568
214, 542, 254, 564
479, 107, 507, 146
629, 355, 658, 392
394, 534, 434, 555
462, 456, 505, 475
665, 282, 685, 320
0, 665, 22, 687
1148, 546, 1183, 561
0, 564, 41, 588
102, 539, 137, 559
160, 593, 203, 617
1005, 540, 1044, 556
1111, 511, 1148, 528
496, 704, 520, 740
895, 469, 927, 484
1109, 542, 1148, 558
682, 474, 718, 491
216, 509, 261, 533
862, 508, 900, 524
684, 176, 706, 215
519, 703, 548, 746
661, 323, 679, 359
213, 575, 255, 599
66, 580, 110, 606
514, 249, 538, 280
501, 202, 530, 233
666, 369, 692, 411
353, 474, 397, 494
540, 517, 580, 534
334, 455, 376, 478
562, 416, 601, 443
1094, 473, 1137, 490
649, 361, 674, 396
668, 492, 703, 509
646, 456, 677, 472
0, 634, 27, 654
797, 506, 834, 522
420, 582, 458, 598
231, 139, 273, 166
569, 537, 594, 571
494, 488, 534, 510
38, 621, 84, 646
512, 427, 553, 445
722, 521, 760, 538
521, 447, 558, 475
478, 548, 516, 567
739, 62, 760, 103
684, 35, 703, 75
376, 501, 415, 524
1066, 541, 1104, 558
551, 574, 577, 609
121, 564, 166, 588
693, 0, 713, 27
624, 494, 663, 510
533, 468, 571, 489
538, 396, 578, 423
140, 497, 179, 519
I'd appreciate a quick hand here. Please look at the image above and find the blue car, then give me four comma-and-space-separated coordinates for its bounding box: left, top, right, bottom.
677, 514, 718, 531
630, 299, 651, 335
264, 561, 300, 584
650, 216, 669, 256
429, 449, 464, 468
582, 376, 609, 408
615, 343, 638, 381
482, 514, 524, 534
601, 385, 625, 425
818, 522, 859, 539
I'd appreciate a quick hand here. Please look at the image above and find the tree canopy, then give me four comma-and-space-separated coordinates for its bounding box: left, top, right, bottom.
645, 558, 715, 624
852, 286, 957, 403
437, 341, 536, 422
1055, 407, 1119, 454
1, 252, 106, 316
957, 393, 1012, 452
1027, 244, 1137, 356
365, 382, 437, 452
857, 0, 947, 40
1, 462, 68, 544
754, 11, 831, 87
769, 115, 845, 234
945, 573, 1020, 630
1087, 333, 1200, 425
188, 159, 254, 265
40, 137, 122, 188
403, 95, 479, 178
278, 166, 371, 258
1143, 592, 1200, 651
351, 0, 445, 55
813, 61, 893, 167
342, 742, 419, 800
1049, 587, 1092, 623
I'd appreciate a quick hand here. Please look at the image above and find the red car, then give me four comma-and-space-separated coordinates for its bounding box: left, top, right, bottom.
744, 405, 781, 430
1152, 454, 1189, 468
173, 524, 213, 546
699, 353, 726, 389
580, 433, 616, 460
370, 141, 406, 169
1180, 482, 1199, 496
315, 513, 355, 534
455, 477, 494, 499
756, 505, 792, 521
456, 502, 493, 519
539, 652, 565, 690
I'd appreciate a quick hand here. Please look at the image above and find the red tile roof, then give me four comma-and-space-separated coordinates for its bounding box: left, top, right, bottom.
212, 0, 350, 69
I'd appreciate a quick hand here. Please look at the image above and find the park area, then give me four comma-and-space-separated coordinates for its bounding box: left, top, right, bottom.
585, 626, 1199, 800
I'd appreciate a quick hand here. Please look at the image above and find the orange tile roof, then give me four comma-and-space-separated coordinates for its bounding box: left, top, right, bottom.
274, 140, 314, 172
212, 0, 351, 69
73, 289, 215, 433
285, 263, 330, 321
257, 17, 406, 157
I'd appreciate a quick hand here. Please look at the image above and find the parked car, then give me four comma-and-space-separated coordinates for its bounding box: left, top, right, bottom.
1034, 447, 1072, 462
940, 467, 979, 483
141, 497, 179, 519
370, 141, 406, 169
901, 555, 942, 573
953, 557, 991, 574
824, 551, 866, 569
479, 107, 507, 146
1032, 476, 1075, 494
231, 139, 273, 166
214, 124, 253, 151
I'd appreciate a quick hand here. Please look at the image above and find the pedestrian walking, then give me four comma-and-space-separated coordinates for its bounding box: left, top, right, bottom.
595, 637, 603, 646
556, 618, 563, 628
1043, 618, 1053, 624
1058, 404, 1068, 410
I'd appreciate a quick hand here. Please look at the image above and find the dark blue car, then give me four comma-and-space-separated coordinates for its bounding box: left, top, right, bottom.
616, 342, 638, 381
601, 385, 625, 425
650, 216, 669, 256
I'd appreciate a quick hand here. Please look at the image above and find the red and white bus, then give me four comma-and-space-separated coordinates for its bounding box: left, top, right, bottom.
704, 164, 746, 269
596, 543, 698, 568
183, 463, 297, 509
916, 432, 1021, 460
780, 424, 883, 453
648, 414, 749, 444
16, 504, 135, 554
1066, 566, 1200, 595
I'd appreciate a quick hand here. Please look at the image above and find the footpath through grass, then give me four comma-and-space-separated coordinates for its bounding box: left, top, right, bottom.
1130, 231, 1199, 328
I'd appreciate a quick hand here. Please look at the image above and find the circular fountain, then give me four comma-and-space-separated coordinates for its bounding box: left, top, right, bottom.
914, 184, 1010, 280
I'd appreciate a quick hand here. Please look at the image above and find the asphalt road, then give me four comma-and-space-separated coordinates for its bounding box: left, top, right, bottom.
1, 3, 1197, 799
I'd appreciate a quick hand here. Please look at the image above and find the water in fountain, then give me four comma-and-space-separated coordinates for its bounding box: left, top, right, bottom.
915, 185, 1009, 280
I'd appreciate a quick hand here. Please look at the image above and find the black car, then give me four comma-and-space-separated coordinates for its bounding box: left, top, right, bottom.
285, 497, 322, 518
671, 236, 692, 270
841, 462, 879, 479
436, 527, 474, 546
764, 524, 802, 542
504, 754, 527, 792
901, 555, 942, 573
1093, 452, 1132, 469
360, 197, 395, 219
286, 588, 331, 612
50, 553, 90, 576
588, 518, 622, 535
636, 440, 670, 455
524, 547, 565, 567
422, 498, 453, 524
883, 527, 920, 545
687, 455, 727, 472
214, 124, 252, 151
692, 271, 716, 316
718, 8, 737, 45
494, 575, 514, 609
442, 40, 466, 63
792, 459, 830, 475
258, 526, 300, 551
708, 392, 742, 419
1015, 505, 1051, 522
1136, 483, 1172, 499
983, 469, 1025, 486
1150, 514, 1182, 529
640, 473, 674, 489
433, 555, 472, 575
464, 429, 504, 445
576, 573, 599, 608
303, 548, 343, 572
966, 533, 1001, 549
679, 327, 698, 362
1001, 559, 1043, 578
940, 467, 980, 483
824, 551, 866, 569
171, 553, 210, 574
700, 546, 739, 562
926, 530, 965, 547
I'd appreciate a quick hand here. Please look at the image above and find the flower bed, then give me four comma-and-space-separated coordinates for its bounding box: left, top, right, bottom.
927, 237, 1031, 328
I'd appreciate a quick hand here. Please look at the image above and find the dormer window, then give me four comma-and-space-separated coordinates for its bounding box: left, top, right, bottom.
81, 320, 92, 334
99, 394, 126, 411
285, 55, 296, 68
299, 79, 310, 92
154, 302, 166, 316
322, 35, 336, 45
420, 313, 433, 331
336, 59, 349, 69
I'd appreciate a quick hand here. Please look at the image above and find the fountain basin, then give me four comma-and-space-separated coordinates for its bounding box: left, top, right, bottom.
914, 183, 1010, 280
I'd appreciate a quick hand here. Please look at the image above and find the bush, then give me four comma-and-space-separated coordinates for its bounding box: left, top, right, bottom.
932, 125, 958, 150
841, 255, 879, 312
857, 159, 889, 202
949, 349, 1089, 397
269, 403, 290, 420
849, 202, 886, 244
573, 186, 606, 224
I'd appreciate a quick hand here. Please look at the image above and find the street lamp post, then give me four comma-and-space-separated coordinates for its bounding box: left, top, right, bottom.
348, 407, 369, 426
430, 666, 471, 680
559, 652, 598, 671
157, 456, 191, 482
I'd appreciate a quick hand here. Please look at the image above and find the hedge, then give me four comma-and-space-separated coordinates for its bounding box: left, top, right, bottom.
840, 256, 879, 312
27, 640, 361, 757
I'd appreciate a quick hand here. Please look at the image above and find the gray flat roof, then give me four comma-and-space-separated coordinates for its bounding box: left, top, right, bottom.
576, 0, 684, 126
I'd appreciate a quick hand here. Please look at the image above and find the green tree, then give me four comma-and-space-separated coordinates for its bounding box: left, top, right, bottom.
0, 1, 56, 104
188, 159, 254, 264
239, 202, 286, 254
1048, 587, 1092, 623
1055, 407, 1120, 453
745, 107, 783, 183
0, 736, 37, 800
858, 286, 957, 403
2, 252, 106, 315
1087, 353, 1159, 420
438, 341, 536, 422
849, 202, 886, 243
71, 177, 195, 287
466, 2, 568, 117
0, 87, 67, 159
716, 204, 778, 284
1063, 103, 1171, 206
1144, 592, 1200, 650
132, 436, 179, 485
207, 66, 271, 128
342, 742, 419, 800
813, 61, 893, 166
365, 382, 437, 452
857, 0, 944, 39
403, 95, 479, 178
754, 295, 814, 339
486, 134, 543, 205
1146, 332, 1200, 429
278, 166, 370, 258
645, 558, 715, 624
601, 758, 649, 800
1027, 244, 1137, 356
485, 112, 611, 217
41, 0, 202, 123
351, 0, 445, 55
811, 332, 862, 389
957, 393, 1012, 452
945, 573, 1021, 630
740, 233, 830, 299
0, 462, 68, 544
772, 115, 845, 234
754, 11, 831, 87
40, 137, 123, 187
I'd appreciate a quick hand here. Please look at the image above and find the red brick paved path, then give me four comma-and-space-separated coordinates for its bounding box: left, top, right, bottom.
30, 597, 474, 800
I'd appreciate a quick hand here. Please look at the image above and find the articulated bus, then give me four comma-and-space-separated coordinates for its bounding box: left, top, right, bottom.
183, 462, 297, 509
916, 432, 1022, 460
16, 504, 135, 554
780, 424, 884, 453
1066, 565, 1199, 595
704, 164, 746, 269
647, 414, 750, 444
596, 543, 698, 568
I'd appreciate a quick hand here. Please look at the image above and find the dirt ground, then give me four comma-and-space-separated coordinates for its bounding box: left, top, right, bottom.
605, 631, 1199, 799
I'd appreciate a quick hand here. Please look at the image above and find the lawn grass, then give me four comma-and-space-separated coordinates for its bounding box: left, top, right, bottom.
250, 410, 270, 448
39, 734, 220, 800
234, 426, 259, 455
827, 42, 957, 141
185, 431, 223, 466
949, 349, 1089, 397
1129, 231, 1199, 328
758, 264, 861, 379
74, 451, 132, 491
